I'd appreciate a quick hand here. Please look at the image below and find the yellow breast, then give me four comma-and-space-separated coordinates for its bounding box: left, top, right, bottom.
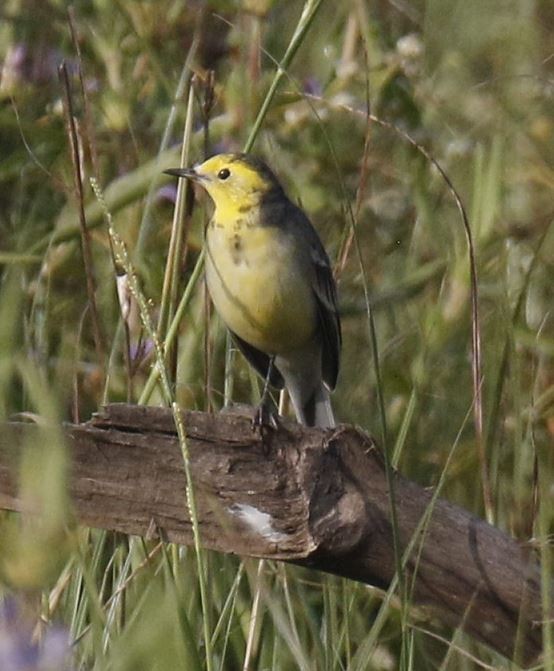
205, 217, 316, 355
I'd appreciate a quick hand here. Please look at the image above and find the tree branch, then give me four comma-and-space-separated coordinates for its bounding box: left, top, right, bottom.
0, 404, 548, 666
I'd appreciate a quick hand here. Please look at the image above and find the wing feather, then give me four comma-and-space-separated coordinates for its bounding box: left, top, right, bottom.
311, 246, 341, 389
283, 202, 341, 390
230, 331, 285, 389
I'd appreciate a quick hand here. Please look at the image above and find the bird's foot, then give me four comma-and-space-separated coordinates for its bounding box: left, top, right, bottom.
252, 403, 279, 434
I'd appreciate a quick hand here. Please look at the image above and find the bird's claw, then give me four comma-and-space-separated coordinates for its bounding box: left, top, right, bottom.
252, 404, 279, 433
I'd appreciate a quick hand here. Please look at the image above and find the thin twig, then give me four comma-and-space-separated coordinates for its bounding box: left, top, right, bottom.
91, 179, 214, 670
193, 71, 216, 412
58, 61, 106, 369
138, 249, 206, 405
157, 83, 196, 384
135, 23, 201, 256
243, 0, 323, 153
204, 277, 213, 413
243, 560, 265, 671
306, 92, 490, 522
67, 6, 100, 182
485, 213, 554, 473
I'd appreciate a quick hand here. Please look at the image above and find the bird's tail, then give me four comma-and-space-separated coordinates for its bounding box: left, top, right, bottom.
299, 382, 336, 428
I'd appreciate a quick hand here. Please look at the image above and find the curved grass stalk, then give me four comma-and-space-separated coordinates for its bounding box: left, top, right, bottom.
306, 92, 488, 521
243, 0, 323, 154
138, 248, 205, 405
217, 0, 327, 409
135, 29, 200, 255
91, 180, 213, 671
157, 84, 195, 348
351, 400, 476, 670
233, 39, 409, 649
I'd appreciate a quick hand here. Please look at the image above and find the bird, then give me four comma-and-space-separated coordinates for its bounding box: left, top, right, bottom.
165, 153, 341, 428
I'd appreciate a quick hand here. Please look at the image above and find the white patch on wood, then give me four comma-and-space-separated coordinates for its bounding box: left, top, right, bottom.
229, 504, 289, 542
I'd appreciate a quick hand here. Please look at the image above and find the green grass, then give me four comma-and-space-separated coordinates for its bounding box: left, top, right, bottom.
0, 0, 553, 669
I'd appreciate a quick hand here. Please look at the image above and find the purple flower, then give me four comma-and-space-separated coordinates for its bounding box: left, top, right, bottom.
39, 628, 73, 671
130, 337, 154, 363
155, 184, 178, 204
303, 77, 322, 96
0, 598, 74, 671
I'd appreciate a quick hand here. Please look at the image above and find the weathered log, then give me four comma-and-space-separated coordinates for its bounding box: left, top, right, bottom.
0, 404, 548, 666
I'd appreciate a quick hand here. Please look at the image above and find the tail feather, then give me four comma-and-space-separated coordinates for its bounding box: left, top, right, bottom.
275, 347, 336, 428
299, 383, 335, 428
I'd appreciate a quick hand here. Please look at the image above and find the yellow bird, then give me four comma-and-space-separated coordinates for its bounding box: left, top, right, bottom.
165, 153, 341, 428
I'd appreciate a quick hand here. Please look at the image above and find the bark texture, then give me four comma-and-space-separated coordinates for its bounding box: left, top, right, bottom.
0, 404, 548, 666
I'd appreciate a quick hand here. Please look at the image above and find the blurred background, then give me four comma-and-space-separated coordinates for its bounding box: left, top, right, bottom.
0, 0, 553, 669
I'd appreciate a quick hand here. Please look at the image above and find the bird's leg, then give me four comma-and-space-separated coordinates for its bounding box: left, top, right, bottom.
253, 356, 279, 431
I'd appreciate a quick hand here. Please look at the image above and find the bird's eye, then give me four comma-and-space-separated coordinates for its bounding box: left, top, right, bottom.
217, 168, 231, 180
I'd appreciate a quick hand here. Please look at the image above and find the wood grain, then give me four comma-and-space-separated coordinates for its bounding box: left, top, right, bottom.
0, 404, 548, 666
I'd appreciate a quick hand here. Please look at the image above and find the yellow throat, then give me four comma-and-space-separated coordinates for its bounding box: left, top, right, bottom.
189, 154, 316, 354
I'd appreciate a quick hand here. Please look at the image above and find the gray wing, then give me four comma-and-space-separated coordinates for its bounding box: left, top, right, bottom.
287, 203, 342, 390
311, 244, 341, 389
230, 331, 285, 389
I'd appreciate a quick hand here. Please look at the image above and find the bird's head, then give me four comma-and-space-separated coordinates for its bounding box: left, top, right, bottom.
165, 153, 283, 214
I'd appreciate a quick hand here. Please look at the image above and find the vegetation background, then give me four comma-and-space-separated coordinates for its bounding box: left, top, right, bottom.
0, 0, 553, 669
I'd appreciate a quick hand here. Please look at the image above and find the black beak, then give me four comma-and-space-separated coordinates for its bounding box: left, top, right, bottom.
164, 167, 198, 180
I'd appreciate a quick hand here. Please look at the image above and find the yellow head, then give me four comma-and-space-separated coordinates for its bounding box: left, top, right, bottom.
165, 153, 283, 215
